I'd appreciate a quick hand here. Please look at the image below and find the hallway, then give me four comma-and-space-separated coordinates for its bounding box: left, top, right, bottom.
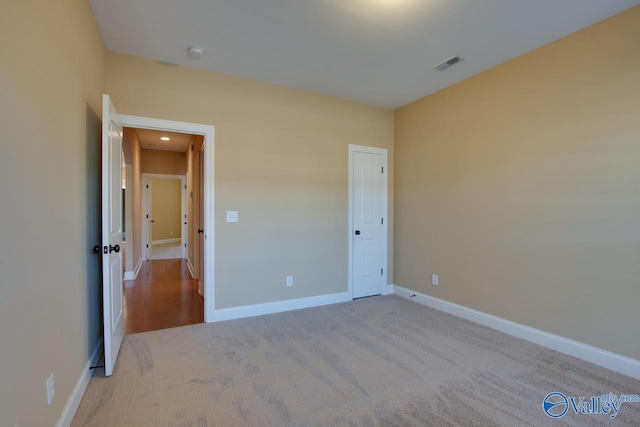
123, 259, 204, 334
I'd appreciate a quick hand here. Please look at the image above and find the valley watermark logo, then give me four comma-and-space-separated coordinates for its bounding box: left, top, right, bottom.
543, 392, 640, 419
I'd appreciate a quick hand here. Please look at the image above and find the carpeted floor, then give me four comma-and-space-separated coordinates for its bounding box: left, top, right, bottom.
73, 296, 640, 426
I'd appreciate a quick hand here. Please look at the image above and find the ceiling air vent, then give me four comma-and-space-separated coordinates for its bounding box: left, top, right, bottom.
433, 55, 464, 71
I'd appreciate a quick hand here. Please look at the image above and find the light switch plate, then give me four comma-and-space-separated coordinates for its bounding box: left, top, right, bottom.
226, 211, 238, 223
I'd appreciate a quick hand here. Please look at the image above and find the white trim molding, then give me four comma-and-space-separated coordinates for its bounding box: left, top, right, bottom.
381, 284, 394, 295
124, 258, 143, 281
186, 258, 196, 279
393, 285, 640, 380
56, 340, 103, 427
210, 291, 352, 323
151, 238, 181, 245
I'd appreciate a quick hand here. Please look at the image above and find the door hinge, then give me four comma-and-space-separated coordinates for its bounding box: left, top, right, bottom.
184, 243, 187, 248
381, 167, 384, 173
146, 214, 149, 218
381, 217, 384, 225
381, 268, 384, 275
146, 184, 149, 189
146, 244, 149, 248
184, 185, 187, 190
191, 144, 194, 151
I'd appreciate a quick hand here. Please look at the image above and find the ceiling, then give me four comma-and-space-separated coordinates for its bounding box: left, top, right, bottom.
91, 0, 639, 109
134, 128, 193, 152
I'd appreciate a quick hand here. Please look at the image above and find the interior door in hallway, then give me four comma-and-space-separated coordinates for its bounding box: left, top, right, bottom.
196, 148, 205, 294
102, 94, 124, 376
351, 148, 387, 299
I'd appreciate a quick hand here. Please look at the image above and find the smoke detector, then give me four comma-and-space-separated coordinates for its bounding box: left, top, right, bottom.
187, 46, 204, 59
433, 55, 464, 71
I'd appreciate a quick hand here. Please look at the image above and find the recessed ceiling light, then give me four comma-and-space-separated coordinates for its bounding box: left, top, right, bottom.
161, 137, 170, 141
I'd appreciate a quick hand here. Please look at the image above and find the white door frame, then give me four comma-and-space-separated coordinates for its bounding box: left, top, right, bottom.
348, 144, 389, 299
119, 114, 216, 322
141, 173, 187, 260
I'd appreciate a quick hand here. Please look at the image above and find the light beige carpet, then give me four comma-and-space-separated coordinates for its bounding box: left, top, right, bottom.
73, 296, 640, 426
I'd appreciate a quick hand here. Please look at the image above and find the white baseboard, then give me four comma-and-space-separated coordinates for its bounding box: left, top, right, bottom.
124, 258, 143, 281
209, 283, 395, 323
210, 291, 353, 323
186, 260, 203, 296
186, 259, 196, 279
393, 285, 640, 380
56, 340, 103, 427
151, 238, 180, 245
381, 284, 394, 295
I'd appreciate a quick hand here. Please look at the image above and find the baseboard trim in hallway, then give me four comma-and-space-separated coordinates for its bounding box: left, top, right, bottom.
186, 259, 196, 279
124, 258, 143, 281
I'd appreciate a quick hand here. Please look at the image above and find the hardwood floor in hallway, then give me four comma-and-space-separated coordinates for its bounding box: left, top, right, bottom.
123, 259, 203, 334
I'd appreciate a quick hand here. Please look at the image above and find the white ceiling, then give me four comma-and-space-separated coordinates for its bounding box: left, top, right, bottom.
134, 128, 192, 152
90, 0, 639, 109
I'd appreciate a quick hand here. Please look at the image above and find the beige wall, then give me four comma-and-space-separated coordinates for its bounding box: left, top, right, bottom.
106, 52, 394, 309
141, 148, 187, 175
394, 6, 640, 360
150, 178, 182, 241
0, 1, 106, 425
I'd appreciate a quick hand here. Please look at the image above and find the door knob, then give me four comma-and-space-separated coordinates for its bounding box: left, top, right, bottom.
109, 244, 120, 253
355, 230, 361, 235
197, 229, 204, 234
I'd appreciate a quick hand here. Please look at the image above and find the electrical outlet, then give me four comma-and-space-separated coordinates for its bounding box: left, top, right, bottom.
432, 274, 439, 286
286, 275, 293, 287
46, 372, 55, 405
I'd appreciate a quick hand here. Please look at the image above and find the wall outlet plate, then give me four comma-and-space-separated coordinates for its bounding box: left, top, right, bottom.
286, 275, 293, 287
432, 274, 439, 286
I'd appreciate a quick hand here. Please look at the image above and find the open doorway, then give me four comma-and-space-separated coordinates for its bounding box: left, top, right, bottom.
141, 174, 187, 261
99, 95, 214, 372
121, 126, 208, 333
